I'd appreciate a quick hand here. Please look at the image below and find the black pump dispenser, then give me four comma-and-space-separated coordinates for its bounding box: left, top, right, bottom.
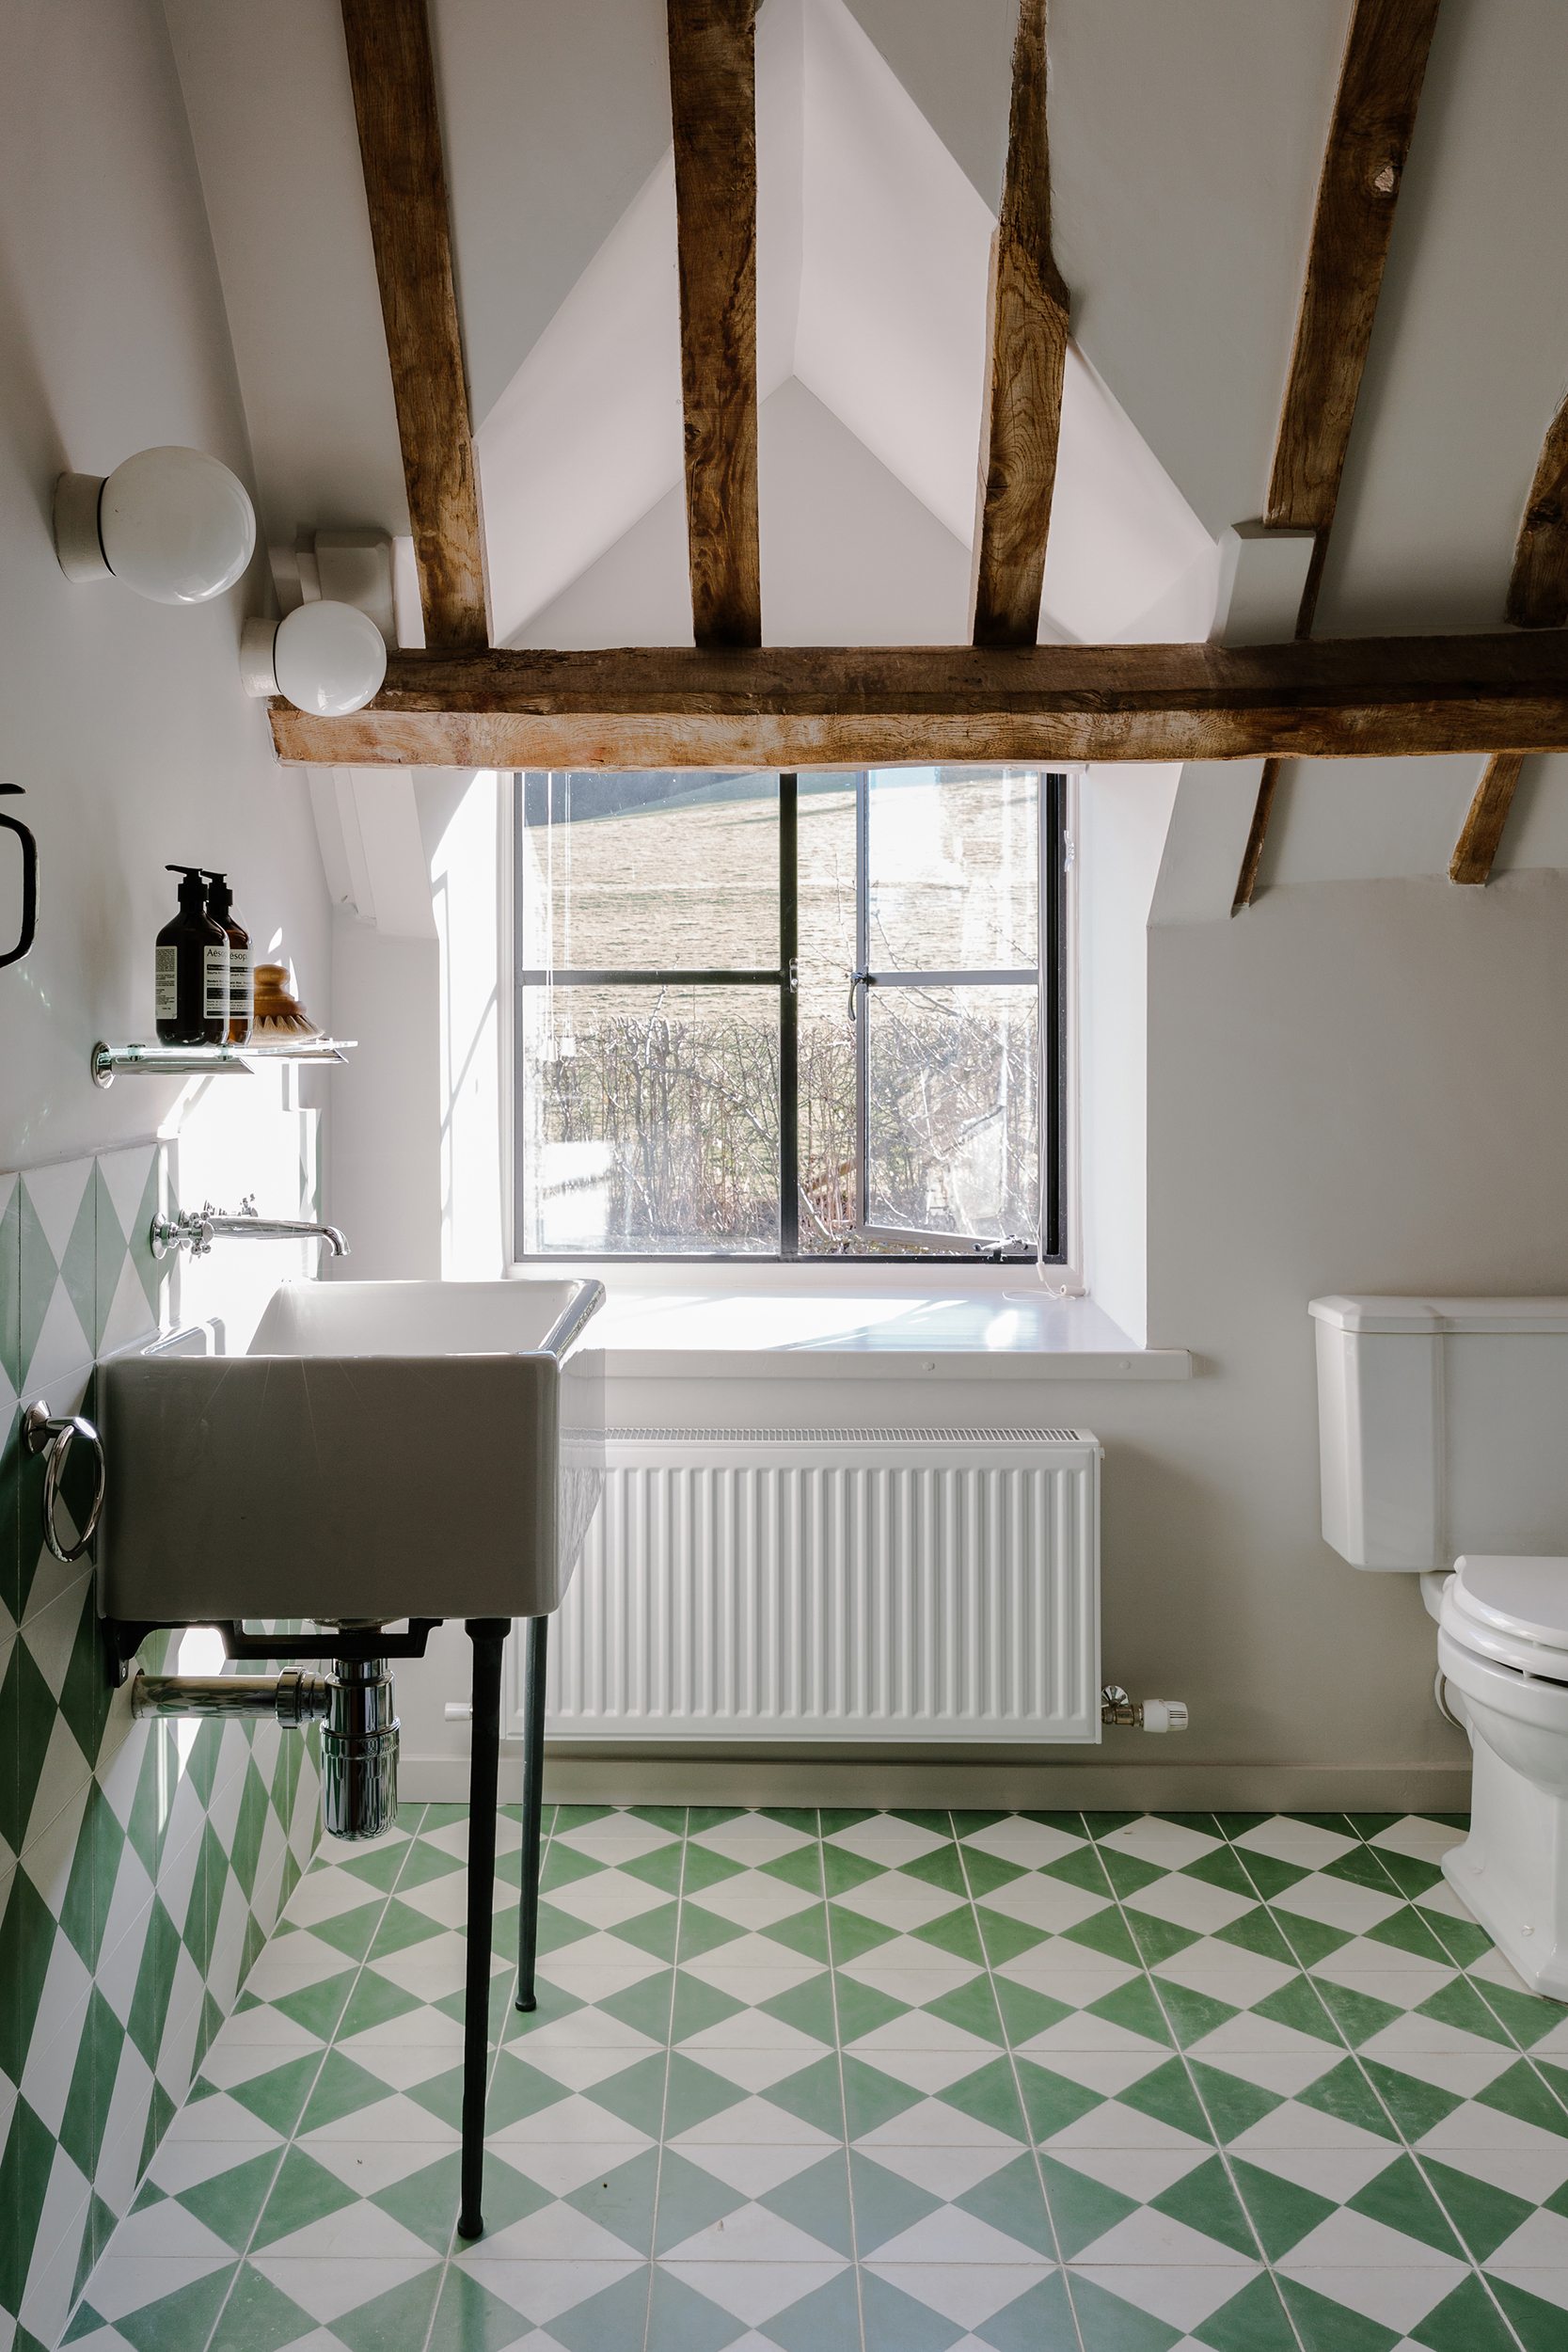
156, 865, 229, 1046
202, 870, 252, 1044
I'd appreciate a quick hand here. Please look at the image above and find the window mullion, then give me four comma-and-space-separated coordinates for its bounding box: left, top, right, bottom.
1044, 770, 1067, 1261
780, 772, 799, 1258
855, 769, 869, 1235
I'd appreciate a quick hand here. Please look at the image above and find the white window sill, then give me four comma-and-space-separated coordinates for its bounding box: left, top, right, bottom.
514, 1267, 1189, 1379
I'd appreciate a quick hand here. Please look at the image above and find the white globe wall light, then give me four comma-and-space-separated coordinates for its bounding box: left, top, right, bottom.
241, 601, 388, 716
55, 448, 255, 602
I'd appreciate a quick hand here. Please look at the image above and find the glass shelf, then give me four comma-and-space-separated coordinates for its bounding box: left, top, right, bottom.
90, 1038, 357, 1089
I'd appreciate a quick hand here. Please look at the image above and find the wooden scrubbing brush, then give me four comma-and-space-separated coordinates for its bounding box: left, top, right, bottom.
251, 963, 320, 1039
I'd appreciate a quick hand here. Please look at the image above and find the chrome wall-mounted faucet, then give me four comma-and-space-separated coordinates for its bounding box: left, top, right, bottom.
150, 1193, 350, 1260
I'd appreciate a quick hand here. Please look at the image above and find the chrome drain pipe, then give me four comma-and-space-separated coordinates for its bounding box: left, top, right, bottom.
132, 1656, 400, 1840
321, 1656, 399, 1841
134, 1668, 329, 1725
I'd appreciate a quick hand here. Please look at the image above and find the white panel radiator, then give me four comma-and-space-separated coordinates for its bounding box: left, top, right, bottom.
521, 1426, 1101, 1743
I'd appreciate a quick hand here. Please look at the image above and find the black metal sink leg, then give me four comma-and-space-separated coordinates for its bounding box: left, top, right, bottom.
457, 1617, 509, 2242
515, 1615, 548, 2012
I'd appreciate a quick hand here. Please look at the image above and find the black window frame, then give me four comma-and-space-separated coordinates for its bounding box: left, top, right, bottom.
512, 767, 1069, 1265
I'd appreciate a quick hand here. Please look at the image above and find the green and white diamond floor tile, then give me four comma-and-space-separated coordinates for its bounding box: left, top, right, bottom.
60, 1807, 1568, 2352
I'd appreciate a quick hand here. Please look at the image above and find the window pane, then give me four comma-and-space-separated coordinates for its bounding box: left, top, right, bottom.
796, 773, 860, 1253
866, 767, 1037, 972
520, 984, 780, 1254
864, 985, 1038, 1248
518, 771, 778, 970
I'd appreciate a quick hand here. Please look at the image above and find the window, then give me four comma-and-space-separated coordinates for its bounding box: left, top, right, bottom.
514, 768, 1068, 1263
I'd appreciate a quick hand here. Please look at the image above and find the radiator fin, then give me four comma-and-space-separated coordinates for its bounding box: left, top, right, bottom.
608, 1425, 1085, 1444
531, 1430, 1100, 1744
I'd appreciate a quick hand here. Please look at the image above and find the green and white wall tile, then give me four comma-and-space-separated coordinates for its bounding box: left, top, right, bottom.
0, 1147, 324, 2352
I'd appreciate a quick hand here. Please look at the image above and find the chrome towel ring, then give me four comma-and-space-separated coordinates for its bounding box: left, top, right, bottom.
23, 1400, 106, 1564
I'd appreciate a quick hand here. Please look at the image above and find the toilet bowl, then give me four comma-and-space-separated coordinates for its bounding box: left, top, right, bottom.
1436, 1555, 1568, 1999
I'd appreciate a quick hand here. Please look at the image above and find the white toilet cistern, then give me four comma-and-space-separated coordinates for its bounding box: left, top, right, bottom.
1311, 1293, 1568, 2000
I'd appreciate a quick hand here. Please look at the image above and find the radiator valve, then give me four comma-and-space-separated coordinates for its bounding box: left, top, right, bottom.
1102, 1685, 1189, 1733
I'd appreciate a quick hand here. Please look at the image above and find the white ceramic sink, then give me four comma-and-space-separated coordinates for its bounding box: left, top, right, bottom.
100, 1279, 604, 1628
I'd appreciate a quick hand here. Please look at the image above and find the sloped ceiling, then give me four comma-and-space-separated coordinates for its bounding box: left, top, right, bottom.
473, 0, 1214, 647
162, 0, 1568, 891
433, 0, 1020, 431
1050, 0, 1568, 637
514, 377, 976, 650
162, 0, 408, 545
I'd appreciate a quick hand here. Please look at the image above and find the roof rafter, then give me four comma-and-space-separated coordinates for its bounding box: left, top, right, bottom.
1507, 393, 1568, 630
1231, 761, 1284, 914
667, 0, 762, 650
970, 0, 1069, 650
267, 630, 1568, 772
1233, 0, 1441, 908
1447, 389, 1568, 885
340, 0, 488, 650
1449, 753, 1525, 886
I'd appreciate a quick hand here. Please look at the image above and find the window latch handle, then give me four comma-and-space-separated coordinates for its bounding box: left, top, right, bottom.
847, 969, 871, 1021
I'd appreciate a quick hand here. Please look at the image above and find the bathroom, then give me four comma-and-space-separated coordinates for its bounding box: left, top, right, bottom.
6, 2, 1568, 2346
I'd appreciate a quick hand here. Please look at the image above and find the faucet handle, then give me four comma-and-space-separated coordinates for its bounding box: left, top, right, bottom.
150, 1207, 214, 1261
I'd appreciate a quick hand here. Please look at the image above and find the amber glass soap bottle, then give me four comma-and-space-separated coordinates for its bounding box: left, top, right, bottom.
156, 865, 229, 1046
203, 870, 252, 1043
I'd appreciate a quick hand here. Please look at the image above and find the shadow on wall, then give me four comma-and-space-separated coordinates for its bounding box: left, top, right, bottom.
424, 770, 504, 1279
0, 205, 66, 539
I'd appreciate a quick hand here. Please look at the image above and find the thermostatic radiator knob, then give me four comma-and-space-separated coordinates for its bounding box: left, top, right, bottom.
1101, 1687, 1189, 1732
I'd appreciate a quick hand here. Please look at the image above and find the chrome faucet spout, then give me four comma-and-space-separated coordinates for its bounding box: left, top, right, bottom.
150, 1194, 350, 1260
206, 1199, 351, 1256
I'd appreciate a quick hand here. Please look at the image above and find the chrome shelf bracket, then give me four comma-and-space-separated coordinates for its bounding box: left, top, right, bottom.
91, 1037, 356, 1089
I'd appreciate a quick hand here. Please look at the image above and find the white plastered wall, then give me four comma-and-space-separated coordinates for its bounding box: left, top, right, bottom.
0, 0, 328, 1178
314, 767, 508, 1286
1077, 767, 1180, 1348
430, 774, 506, 1282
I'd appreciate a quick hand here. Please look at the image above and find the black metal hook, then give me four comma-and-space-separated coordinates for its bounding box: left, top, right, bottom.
0, 785, 37, 971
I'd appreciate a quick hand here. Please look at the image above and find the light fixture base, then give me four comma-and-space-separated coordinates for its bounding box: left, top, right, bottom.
55, 473, 110, 582
240, 616, 280, 698
313, 529, 396, 649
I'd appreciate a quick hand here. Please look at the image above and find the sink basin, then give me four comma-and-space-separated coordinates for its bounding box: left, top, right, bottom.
100, 1279, 605, 1627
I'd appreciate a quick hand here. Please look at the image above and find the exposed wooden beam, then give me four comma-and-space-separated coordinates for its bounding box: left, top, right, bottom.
1267, 0, 1439, 580
341, 0, 488, 650
1231, 759, 1284, 913
971, 0, 1069, 649
267, 631, 1568, 772
1233, 0, 1440, 907
666, 0, 761, 650
1449, 753, 1524, 885
1507, 395, 1568, 628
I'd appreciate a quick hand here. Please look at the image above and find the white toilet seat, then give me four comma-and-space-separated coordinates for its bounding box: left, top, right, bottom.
1443, 1555, 1568, 1682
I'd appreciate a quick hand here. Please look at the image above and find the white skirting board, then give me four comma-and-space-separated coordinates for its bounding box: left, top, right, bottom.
397, 1753, 1473, 1813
